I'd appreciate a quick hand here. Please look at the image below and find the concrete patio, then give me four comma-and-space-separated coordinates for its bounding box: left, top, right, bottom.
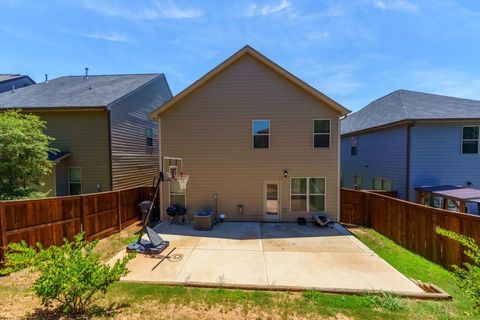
112, 222, 424, 294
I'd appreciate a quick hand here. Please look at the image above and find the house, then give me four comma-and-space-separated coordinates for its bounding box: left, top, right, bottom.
0, 73, 172, 196
341, 89, 480, 203
150, 46, 350, 222
0, 74, 35, 93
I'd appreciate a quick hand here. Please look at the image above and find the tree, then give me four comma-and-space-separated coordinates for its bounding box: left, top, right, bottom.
0, 109, 56, 199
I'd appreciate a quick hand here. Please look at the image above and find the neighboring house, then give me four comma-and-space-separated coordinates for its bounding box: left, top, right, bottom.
0, 74, 35, 93
341, 89, 480, 202
150, 46, 350, 222
0, 73, 172, 196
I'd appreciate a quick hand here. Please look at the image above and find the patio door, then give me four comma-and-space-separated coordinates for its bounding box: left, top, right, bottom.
263, 181, 280, 220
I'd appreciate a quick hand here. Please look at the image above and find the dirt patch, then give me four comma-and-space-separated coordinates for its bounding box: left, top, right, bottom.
112, 302, 353, 320
95, 222, 142, 261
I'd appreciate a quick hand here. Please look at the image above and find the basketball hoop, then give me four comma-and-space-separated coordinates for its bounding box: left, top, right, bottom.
174, 173, 189, 190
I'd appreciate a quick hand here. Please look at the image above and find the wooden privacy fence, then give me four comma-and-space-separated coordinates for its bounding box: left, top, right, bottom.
0, 186, 155, 262
340, 188, 480, 268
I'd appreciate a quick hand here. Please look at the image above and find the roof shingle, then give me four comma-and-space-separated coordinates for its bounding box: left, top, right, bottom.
341, 89, 480, 135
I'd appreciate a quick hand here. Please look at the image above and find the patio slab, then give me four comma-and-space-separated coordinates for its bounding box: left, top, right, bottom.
116, 222, 424, 295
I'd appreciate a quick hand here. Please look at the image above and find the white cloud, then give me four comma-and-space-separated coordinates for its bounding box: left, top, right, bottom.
80, 0, 203, 20
408, 68, 480, 100
373, 0, 418, 12
246, 0, 291, 17
82, 32, 131, 43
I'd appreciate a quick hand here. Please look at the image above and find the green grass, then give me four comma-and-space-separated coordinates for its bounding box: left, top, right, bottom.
99, 227, 476, 319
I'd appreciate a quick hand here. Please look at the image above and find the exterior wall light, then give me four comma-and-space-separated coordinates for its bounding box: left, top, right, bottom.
283, 169, 288, 178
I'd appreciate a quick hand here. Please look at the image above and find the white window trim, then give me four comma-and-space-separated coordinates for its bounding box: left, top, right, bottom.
313, 119, 331, 149
372, 177, 392, 191
290, 177, 326, 212
68, 166, 82, 195
252, 119, 270, 149
168, 178, 187, 208
461, 125, 480, 155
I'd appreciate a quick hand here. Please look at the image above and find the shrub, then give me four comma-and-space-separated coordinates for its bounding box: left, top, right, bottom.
436, 227, 480, 313
2, 233, 134, 316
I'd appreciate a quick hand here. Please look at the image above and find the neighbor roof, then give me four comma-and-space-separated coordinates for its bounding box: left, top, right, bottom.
0, 74, 33, 83
341, 89, 480, 135
150, 45, 350, 118
0, 74, 162, 109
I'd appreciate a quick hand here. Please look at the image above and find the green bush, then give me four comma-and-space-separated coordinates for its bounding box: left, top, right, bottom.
436, 227, 480, 313
2, 233, 134, 316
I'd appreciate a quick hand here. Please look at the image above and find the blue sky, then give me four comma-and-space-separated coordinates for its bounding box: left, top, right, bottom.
1, 0, 480, 111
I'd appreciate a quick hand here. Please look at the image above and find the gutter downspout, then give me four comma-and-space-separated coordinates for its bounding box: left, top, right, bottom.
405, 121, 415, 201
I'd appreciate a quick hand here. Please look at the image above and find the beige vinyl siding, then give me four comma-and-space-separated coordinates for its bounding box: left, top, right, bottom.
160, 54, 340, 221
110, 75, 172, 190
33, 110, 111, 195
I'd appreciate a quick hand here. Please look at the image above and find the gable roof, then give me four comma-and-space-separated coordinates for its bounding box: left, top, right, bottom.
0, 73, 163, 109
0, 74, 34, 84
341, 89, 480, 135
150, 45, 350, 118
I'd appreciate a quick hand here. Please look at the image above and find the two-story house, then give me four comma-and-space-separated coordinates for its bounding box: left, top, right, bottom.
341, 89, 480, 202
150, 46, 350, 222
0, 73, 172, 196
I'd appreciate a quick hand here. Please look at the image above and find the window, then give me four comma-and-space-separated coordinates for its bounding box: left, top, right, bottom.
252, 120, 270, 148
372, 177, 392, 191
354, 175, 362, 189
146, 128, 153, 147
291, 177, 326, 212
462, 125, 479, 154
170, 179, 186, 207
68, 167, 82, 195
350, 136, 358, 155
313, 119, 330, 148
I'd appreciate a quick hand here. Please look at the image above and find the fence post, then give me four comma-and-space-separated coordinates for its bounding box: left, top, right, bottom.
364, 192, 371, 227
0, 203, 7, 264
117, 191, 122, 231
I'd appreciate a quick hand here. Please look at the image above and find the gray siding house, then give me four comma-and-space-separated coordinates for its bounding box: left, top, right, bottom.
341, 89, 480, 202
0, 73, 172, 196
0, 74, 35, 93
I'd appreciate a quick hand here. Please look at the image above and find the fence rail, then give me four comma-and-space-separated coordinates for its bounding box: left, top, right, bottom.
340, 188, 480, 268
0, 186, 155, 262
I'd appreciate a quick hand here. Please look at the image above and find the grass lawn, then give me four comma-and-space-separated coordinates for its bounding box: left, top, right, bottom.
0, 225, 476, 319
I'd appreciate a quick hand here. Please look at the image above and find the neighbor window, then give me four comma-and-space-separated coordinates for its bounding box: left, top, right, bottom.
291, 177, 326, 212
351, 146, 357, 156
354, 175, 362, 189
372, 177, 392, 191
146, 128, 153, 147
68, 167, 82, 195
313, 119, 330, 148
252, 120, 270, 148
462, 125, 479, 154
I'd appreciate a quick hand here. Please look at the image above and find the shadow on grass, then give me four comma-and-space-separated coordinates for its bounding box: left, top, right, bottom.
23, 302, 130, 320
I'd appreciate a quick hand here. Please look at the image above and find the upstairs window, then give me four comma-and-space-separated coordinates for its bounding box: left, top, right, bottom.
351, 136, 358, 156
146, 128, 154, 147
313, 119, 330, 148
462, 125, 479, 154
252, 120, 270, 148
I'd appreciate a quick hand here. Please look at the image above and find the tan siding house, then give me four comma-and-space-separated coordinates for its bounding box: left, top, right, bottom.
0, 74, 172, 196
151, 46, 350, 221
